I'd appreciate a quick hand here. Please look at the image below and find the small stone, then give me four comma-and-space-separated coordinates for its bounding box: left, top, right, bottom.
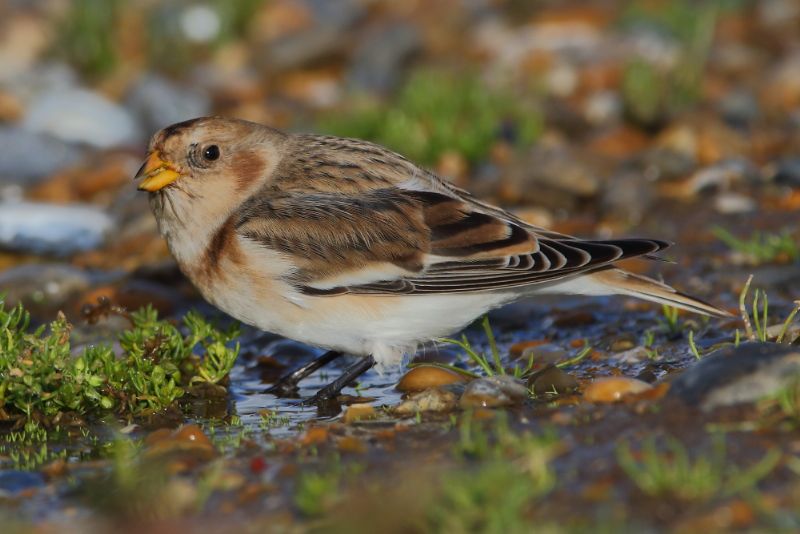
714, 192, 756, 214
23, 88, 141, 148
769, 158, 800, 188
144, 424, 216, 461
529, 366, 579, 395
0, 127, 82, 186
668, 343, 800, 411
126, 74, 211, 133
0, 263, 92, 311
342, 403, 376, 424
394, 388, 458, 415
583, 377, 652, 403
509, 340, 550, 358
337, 436, 367, 454
0, 201, 113, 255
396, 365, 470, 392
459, 375, 528, 409
300, 426, 329, 446
610, 339, 635, 352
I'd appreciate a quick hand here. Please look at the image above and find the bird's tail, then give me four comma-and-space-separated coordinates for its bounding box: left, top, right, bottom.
587, 268, 732, 317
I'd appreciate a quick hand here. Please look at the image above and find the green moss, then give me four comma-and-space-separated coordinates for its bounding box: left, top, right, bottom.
319, 70, 541, 166
0, 298, 239, 423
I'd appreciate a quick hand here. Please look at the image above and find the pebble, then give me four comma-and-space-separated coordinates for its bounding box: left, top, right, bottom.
394, 388, 458, 415
0, 127, 82, 186
144, 424, 217, 461
396, 365, 470, 392
770, 158, 800, 188
342, 403, 376, 424
0, 263, 92, 309
459, 375, 528, 409
347, 23, 420, 93
668, 343, 800, 411
23, 88, 141, 148
0, 201, 113, 255
126, 74, 210, 133
714, 192, 756, 214
583, 376, 652, 403
529, 366, 579, 395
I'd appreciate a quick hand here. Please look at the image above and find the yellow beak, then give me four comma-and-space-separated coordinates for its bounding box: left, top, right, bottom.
135, 151, 181, 192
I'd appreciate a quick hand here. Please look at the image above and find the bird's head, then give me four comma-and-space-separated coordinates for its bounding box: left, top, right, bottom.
135, 116, 286, 227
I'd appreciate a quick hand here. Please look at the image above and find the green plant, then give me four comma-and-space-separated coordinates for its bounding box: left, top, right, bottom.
714, 227, 799, 266
617, 435, 780, 501
0, 298, 240, 424
737, 275, 800, 343
54, 0, 121, 78
430, 414, 559, 532
319, 69, 541, 166
619, 1, 719, 126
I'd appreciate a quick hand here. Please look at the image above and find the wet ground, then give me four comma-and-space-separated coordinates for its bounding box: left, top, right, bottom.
2, 1, 800, 532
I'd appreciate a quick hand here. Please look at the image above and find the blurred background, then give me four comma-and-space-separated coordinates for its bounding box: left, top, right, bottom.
0, 0, 799, 322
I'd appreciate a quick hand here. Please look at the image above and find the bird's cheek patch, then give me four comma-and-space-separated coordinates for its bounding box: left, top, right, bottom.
231, 151, 266, 192
135, 151, 181, 192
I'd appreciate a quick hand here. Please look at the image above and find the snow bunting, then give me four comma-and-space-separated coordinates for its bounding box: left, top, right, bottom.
136, 117, 729, 400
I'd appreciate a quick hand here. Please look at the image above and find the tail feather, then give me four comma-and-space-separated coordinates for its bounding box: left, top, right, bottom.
589, 268, 732, 318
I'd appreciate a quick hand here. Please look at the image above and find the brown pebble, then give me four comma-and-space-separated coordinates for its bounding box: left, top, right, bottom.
342, 404, 376, 424
300, 426, 329, 446
509, 339, 549, 358
337, 436, 367, 454
530, 366, 579, 395
143, 424, 216, 460
583, 377, 652, 403
396, 365, 470, 392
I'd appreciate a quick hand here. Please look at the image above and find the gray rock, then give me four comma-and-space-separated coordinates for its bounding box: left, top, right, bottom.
126, 74, 210, 134
0, 127, 82, 186
769, 158, 800, 188
347, 23, 420, 93
529, 366, 579, 395
0, 263, 92, 310
0, 201, 113, 255
460, 375, 528, 408
395, 387, 458, 414
265, 0, 365, 70
23, 88, 141, 148
668, 343, 800, 411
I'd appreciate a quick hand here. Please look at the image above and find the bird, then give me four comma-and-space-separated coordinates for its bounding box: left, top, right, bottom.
135, 116, 730, 403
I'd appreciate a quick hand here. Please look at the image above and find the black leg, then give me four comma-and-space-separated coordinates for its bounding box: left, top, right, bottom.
266, 350, 343, 396
305, 355, 376, 406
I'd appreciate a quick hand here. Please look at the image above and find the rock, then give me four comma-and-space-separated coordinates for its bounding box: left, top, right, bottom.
769, 158, 800, 188
459, 375, 528, 409
0, 471, 45, 496
0, 201, 113, 255
144, 424, 216, 461
394, 387, 458, 414
126, 74, 211, 134
503, 143, 604, 209
347, 23, 420, 93
396, 365, 470, 392
529, 366, 579, 395
714, 192, 756, 214
583, 376, 652, 403
509, 339, 550, 359
342, 403, 376, 424
719, 89, 759, 127
23, 88, 140, 148
668, 343, 800, 411
264, 0, 364, 70
0, 263, 92, 311
0, 127, 82, 186
516, 344, 570, 369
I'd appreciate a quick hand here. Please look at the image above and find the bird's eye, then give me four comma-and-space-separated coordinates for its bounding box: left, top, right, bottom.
203, 145, 220, 161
